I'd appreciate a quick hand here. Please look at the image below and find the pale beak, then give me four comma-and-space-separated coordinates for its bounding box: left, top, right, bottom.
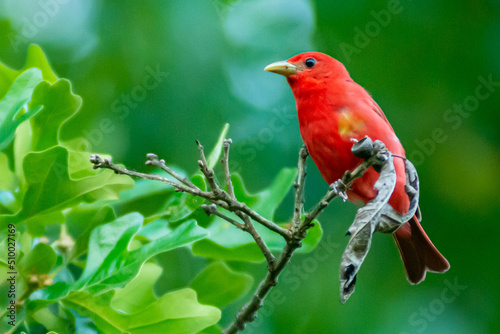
264, 60, 297, 77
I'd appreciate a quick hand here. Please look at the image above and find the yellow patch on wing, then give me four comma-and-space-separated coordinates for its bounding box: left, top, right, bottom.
338, 108, 366, 139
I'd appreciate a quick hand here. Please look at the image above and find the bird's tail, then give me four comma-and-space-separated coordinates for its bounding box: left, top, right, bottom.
393, 214, 450, 284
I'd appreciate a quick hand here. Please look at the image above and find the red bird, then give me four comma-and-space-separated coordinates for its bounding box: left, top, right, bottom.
265, 52, 449, 284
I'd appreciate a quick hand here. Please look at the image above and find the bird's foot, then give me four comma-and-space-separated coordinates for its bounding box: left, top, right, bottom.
330, 180, 348, 202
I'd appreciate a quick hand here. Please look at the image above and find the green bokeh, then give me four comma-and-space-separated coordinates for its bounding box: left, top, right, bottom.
1, 0, 499, 333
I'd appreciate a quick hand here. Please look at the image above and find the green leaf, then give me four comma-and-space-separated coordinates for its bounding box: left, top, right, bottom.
0, 68, 43, 150
18, 242, 57, 275
29, 215, 208, 311
31, 308, 70, 334
0, 61, 18, 100
197, 325, 222, 334
137, 219, 172, 241
107, 178, 175, 217
239, 167, 296, 219
23, 44, 58, 83
63, 288, 220, 334
206, 123, 229, 169
0, 44, 57, 99
144, 192, 198, 225
0, 153, 17, 192
7, 75, 83, 176
79, 214, 201, 294
29, 79, 82, 152
109, 174, 204, 225
0, 46, 58, 158
0, 191, 16, 214
12, 120, 32, 184
110, 262, 162, 314
64, 204, 116, 261
192, 227, 263, 262
191, 262, 253, 308
0, 153, 19, 214
0, 145, 133, 235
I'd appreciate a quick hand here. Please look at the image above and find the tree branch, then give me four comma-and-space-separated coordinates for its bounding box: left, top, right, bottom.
237, 212, 276, 268
224, 240, 298, 334
146, 153, 195, 188
90, 154, 184, 189
222, 139, 236, 199
224, 137, 392, 334
90, 151, 289, 239
90, 135, 392, 334
291, 145, 308, 234
199, 140, 278, 269
201, 204, 245, 230
201, 204, 275, 267
196, 140, 219, 191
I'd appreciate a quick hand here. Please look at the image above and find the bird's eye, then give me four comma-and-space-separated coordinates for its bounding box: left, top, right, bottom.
305, 58, 316, 68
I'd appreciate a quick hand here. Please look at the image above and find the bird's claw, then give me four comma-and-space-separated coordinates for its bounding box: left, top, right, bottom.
330, 180, 348, 202
369, 140, 390, 172
351, 138, 390, 173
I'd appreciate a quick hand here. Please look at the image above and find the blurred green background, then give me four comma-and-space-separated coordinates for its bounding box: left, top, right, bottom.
1, 0, 499, 333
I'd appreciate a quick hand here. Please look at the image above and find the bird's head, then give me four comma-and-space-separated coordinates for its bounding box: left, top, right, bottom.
264, 52, 350, 86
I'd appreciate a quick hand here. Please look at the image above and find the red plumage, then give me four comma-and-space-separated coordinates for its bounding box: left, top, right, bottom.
266, 52, 449, 283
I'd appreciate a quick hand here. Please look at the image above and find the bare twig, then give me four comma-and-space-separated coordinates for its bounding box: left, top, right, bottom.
196, 140, 219, 191
200, 142, 289, 239
222, 139, 236, 199
225, 240, 298, 334
90, 152, 289, 238
201, 203, 275, 266
232, 204, 290, 238
146, 153, 195, 188
224, 138, 391, 334
90, 154, 183, 189
237, 212, 276, 268
202, 204, 245, 230
291, 145, 308, 234
219, 139, 275, 267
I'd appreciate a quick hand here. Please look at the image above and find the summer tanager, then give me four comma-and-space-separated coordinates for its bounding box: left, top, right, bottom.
265, 52, 449, 284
